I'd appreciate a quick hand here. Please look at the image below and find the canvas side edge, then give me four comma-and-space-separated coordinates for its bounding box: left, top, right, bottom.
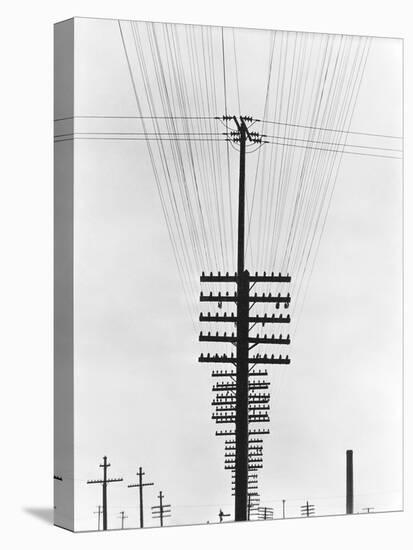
54, 17, 75, 532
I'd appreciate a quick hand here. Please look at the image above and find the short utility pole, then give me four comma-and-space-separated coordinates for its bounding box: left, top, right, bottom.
128, 466, 154, 528
87, 456, 123, 531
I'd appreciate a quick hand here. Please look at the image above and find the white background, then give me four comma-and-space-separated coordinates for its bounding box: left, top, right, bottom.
0, 1, 411, 549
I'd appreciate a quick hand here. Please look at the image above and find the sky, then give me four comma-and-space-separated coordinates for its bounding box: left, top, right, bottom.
54, 17, 402, 531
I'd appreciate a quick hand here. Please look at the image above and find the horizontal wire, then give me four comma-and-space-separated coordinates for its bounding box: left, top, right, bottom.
264, 140, 402, 159
55, 135, 401, 159
54, 136, 228, 143
53, 133, 401, 152
54, 132, 224, 138
54, 115, 402, 141
54, 115, 219, 122
262, 134, 402, 152
259, 118, 402, 140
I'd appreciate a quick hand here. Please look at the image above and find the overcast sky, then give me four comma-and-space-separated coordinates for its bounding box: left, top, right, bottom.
55, 17, 402, 531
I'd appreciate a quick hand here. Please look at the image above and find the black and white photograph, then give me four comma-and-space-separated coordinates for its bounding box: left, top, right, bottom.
2, 2, 411, 550
54, 16, 402, 532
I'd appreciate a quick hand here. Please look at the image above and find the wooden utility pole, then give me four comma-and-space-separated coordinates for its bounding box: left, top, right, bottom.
218, 509, 230, 523
94, 505, 102, 531
118, 511, 128, 529
128, 466, 154, 528
282, 499, 286, 519
151, 491, 171, 527
87, 456, 123, 531
346, 449, 354, 514
199, 115, 292, 522
300, 501, 315, 517
247, 492, 260, 520
234, 118, 249, 522
258, 506, 274, 520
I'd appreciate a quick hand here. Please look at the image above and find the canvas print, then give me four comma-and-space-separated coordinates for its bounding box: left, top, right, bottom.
54, 17, 403, 532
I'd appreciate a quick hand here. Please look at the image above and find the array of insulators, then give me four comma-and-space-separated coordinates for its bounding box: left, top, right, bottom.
219, 115, 255, 122
200, 290, 290, 308
199, 270, 291, 503
227, 136, 263, 144
200, 271, 291, 281
199, 312, 291, 322
199, 352, 290, 363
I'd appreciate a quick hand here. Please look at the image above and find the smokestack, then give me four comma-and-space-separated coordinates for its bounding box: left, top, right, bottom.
346, 449, 354, 514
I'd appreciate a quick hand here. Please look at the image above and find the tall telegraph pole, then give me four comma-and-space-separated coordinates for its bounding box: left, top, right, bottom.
199, 115, 292, 521
234, 116, 250, 522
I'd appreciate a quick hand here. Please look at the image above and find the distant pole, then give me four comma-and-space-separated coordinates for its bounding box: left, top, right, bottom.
362, 507, 374, 514
102, 457, 108, 529
300, 501, 315, 517
246, 492, 259, 520
282, 499, 286, 519
159, 491, 164, 527
346, 450, 354, 515
118, 511, 128, 529
151, 490, 171, 527
128, 466, 154, 528
94, 505, 102, 531
257, 506, 274, 520
219, 509, 230, 523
